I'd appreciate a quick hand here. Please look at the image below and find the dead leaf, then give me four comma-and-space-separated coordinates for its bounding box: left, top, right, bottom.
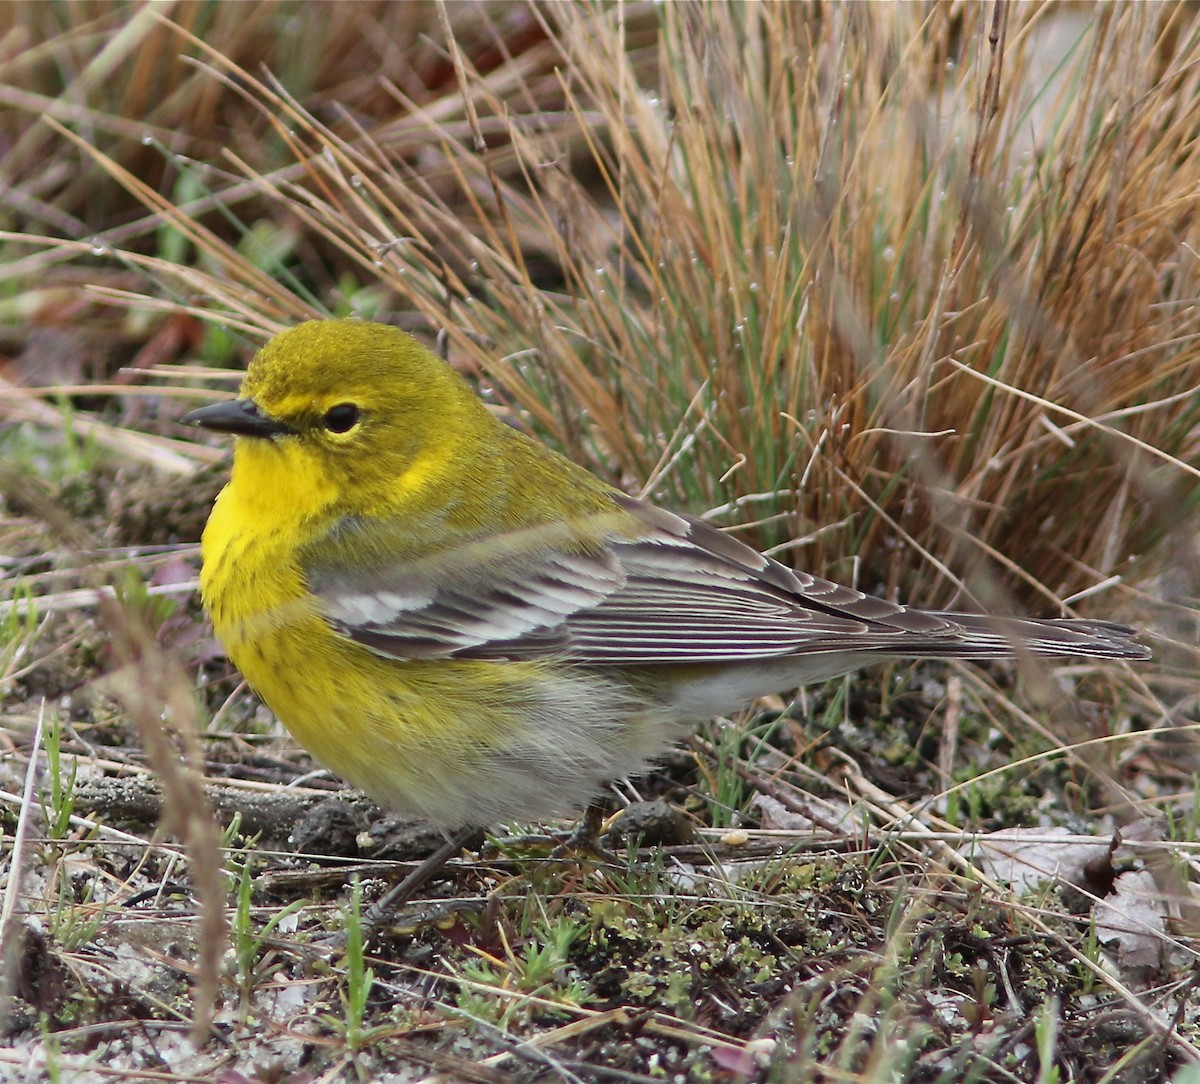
1094, 869, 1168, 974
965, 826, 1113, 895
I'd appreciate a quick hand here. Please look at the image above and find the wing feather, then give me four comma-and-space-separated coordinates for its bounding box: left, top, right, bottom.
303, 494, 1147, 665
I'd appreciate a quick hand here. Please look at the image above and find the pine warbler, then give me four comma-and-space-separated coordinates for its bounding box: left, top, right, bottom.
184, 320, 1148, 830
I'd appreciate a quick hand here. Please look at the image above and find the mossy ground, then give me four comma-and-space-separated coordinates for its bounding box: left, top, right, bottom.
2, 4, 1198, 1081
0, 462, 1186, 1083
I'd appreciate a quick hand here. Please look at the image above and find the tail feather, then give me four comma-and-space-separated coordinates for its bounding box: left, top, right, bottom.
910, 612, 1150, 661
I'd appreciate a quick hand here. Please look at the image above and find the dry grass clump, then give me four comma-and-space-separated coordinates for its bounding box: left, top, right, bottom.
0, 2, 544, 236
2, 2, 1199, 1077
18, 4, 1196, 620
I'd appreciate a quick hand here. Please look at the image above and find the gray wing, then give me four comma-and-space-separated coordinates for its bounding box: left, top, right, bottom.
304, 495, 1147, 664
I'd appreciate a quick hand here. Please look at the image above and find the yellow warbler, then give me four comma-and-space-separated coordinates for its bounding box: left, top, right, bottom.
184, 320, 1147, 830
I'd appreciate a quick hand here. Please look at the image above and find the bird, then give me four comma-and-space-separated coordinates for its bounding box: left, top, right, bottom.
182, 319, 1149, 840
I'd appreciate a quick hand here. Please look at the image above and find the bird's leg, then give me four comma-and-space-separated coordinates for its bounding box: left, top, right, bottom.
359, 824, 484, 929
321, 805, 612, 950
350, 803, 609, 941
308, 825, 484, 952
549, 797, 614, 859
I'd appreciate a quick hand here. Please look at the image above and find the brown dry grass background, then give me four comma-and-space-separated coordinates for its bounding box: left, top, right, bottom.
1, 3, 1199, 1081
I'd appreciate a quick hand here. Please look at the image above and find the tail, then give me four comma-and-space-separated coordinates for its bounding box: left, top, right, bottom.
916, 612, 1150, 661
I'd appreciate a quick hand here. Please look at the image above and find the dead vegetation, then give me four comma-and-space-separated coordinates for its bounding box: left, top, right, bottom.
1, 3, 1199, 1081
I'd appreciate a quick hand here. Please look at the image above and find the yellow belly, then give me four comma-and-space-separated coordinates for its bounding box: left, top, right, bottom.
199, 483, 674, 826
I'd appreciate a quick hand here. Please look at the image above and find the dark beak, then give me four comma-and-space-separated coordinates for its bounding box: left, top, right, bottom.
181, 398, 294, 438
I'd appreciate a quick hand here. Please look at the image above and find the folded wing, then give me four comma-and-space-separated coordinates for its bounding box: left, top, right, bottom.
304, 495, 1148, 665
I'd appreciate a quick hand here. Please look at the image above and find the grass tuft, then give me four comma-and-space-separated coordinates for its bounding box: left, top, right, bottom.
1, 3, 1198, 1079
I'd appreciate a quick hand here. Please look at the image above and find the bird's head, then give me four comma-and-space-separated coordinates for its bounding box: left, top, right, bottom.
183, 319, 491, 515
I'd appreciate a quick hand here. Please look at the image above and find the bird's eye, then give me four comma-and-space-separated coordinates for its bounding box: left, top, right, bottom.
322, 403, 360, 433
